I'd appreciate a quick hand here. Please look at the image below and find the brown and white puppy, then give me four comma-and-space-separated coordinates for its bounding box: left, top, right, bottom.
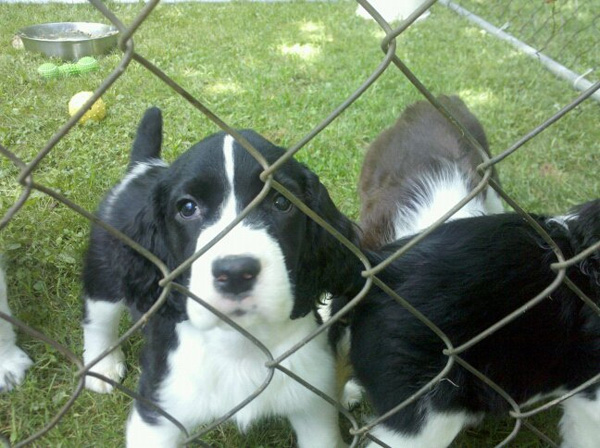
358, 94, 503, 249
333, 95, 503, 407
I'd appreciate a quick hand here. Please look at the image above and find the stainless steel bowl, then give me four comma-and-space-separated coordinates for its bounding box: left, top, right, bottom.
18, 22, 119, 60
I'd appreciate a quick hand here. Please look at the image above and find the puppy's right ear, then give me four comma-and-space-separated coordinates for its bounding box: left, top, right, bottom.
129, 107, 163, 169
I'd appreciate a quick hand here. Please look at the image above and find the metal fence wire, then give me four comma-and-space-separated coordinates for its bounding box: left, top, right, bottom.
441, 0, 600, 102
447, 0, 600, 82
1, 0, 599, 447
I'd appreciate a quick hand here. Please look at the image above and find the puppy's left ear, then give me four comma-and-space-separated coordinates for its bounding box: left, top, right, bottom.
568, 200, 600, 286
122, 181, 185, 315
291, 167, 361, 319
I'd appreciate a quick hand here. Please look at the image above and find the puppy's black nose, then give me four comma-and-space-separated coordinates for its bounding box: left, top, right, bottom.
212, 256, 261, 297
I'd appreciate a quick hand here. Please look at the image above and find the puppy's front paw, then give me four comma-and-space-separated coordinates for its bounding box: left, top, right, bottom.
0, 344, 33, 392
84, 349, 126, 394
342, 379, 363, 410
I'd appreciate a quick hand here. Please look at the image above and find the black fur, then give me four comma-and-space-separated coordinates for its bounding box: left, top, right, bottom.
330, 201, 600, 439
129, 106, 163, 167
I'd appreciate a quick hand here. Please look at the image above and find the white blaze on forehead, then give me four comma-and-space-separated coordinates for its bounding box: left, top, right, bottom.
220, 134, 238, 224
223, 134, 235, 193
198, 133, 239, 250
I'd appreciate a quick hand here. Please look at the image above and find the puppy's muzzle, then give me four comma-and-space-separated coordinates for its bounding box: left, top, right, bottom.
212, 255, 261, 298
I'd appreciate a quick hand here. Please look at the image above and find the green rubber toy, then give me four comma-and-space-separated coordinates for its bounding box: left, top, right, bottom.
37, 63, 59, 79
77, 56, 99, 74
58, 63, 81, 77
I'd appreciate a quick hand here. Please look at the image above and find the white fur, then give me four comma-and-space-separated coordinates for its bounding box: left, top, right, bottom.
394, 169, 503, 239
127, 319, 343, 447
83, 160, 165, 394
82, 299, 126, 393
342, 171, 503, 415
187, 222, 294, 331
0, 265, 33, 392
483, 184, 504, 216
341, 378, 363, 410
560, 393, 600, 448
547, 212, 578, 230
223, 134, 235, 189
365, 166, 600, 447
352, 167, 503, 442
366, 410, 480, 448
317, 299, 362, 410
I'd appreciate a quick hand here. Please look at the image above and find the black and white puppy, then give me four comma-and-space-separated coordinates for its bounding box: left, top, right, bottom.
358, 95, 503, 249
331, 202, 600, 448
81, 108, 350, 447
0, 263, 33, 392
329, 97, 600, 446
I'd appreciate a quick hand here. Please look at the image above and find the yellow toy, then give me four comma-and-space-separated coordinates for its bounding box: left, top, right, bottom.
68, 91, 106, 124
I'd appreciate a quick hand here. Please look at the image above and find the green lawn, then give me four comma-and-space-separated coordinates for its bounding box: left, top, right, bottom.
0, 1, 598, 447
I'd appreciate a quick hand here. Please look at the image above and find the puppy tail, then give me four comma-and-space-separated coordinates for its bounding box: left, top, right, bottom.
129, 107, 163, 168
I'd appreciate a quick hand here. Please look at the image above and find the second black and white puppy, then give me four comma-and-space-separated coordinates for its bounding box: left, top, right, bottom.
331, 202, 600, 448
81, 108, 350, 447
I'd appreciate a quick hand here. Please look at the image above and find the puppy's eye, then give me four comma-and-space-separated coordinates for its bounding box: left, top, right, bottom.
273, 194, 292, 212
177, 199, 201, 219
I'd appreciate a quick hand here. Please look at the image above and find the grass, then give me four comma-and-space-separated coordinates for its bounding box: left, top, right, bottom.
0, 1, 598, 447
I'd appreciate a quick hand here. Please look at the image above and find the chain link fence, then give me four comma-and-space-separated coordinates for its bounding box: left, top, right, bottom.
1, 0, 599, 446
441, 0, 600, 102
446, 0, 600, 81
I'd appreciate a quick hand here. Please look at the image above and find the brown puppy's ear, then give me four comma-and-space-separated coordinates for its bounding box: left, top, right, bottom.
129, 107, 163, 169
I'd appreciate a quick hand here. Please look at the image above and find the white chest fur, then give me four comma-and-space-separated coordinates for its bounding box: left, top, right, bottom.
126, 316, 343, 448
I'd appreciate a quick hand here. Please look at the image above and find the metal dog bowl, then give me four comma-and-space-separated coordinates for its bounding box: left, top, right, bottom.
18, 22, 119, 60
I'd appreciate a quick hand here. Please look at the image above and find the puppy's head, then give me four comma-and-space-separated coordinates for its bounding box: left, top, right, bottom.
126, 114, 357, 330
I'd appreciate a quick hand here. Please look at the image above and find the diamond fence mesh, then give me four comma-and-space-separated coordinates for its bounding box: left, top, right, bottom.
447, 0, 600, 83
441, 0, 600, 102
1, 0, 599, 447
